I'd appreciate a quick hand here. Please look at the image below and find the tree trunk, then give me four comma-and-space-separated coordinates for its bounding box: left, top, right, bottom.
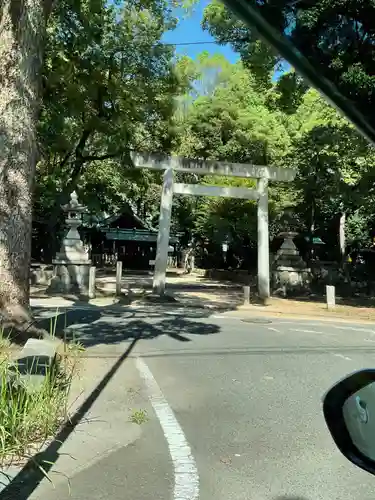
307, 196, 316, 262
339, 212, 346, 263
0, 1, 50, 320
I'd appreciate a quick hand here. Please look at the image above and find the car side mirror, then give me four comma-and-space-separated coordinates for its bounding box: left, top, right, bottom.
323, 369, 375, 475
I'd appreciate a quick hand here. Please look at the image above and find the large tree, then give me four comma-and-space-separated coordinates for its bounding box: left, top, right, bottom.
35, 0, 183, 257
0, 0, 54, 319
173, 52, 375, 264
0, 0, 183, 318
287, 89, 375, 253
172, 56, 293, 266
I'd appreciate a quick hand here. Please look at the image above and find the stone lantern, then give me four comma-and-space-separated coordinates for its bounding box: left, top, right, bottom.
271, 206, 312, 294
47, 191, 92, 296
272, 231, 311, 294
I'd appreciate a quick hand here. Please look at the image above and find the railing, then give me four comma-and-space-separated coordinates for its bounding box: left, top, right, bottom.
91, 253, 117, 267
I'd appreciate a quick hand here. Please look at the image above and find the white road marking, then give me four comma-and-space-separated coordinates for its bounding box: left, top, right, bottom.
263, 320, 375, 333
333, 353, 352, 361
267, 327, 281, 333
211, 315, 238, 320
212, 315, 374, 327
164, 310, 192, 316
136, 357, 199, 500
330, 325, 375, 334
211, 315, 375, 339
291, 329, 324, 334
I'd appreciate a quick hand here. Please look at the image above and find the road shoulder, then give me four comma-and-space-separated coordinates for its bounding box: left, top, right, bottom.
30, 355, 145, 498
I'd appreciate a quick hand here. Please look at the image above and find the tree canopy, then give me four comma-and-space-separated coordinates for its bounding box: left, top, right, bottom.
33, 25, 375, 267
8, 0, 375, 273
171, 51, 375, 263
203, 0, 375, 136
34, 0, 189, 257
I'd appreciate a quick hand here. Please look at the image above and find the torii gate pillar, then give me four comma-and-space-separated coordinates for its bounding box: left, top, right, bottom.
257, 177, 270, 300
153, 168, 174, 295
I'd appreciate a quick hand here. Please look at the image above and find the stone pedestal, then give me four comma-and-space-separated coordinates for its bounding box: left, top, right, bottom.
47, 192, 92, 296
49, 261, 91, 295
272, 232, 311, 293
273, 266, 312, 290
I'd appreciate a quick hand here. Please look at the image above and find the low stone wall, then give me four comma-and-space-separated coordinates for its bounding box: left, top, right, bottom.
194, 261, 361, 297
310, 261, 342, 284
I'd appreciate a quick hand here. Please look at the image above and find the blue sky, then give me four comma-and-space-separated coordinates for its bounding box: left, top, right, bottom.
161, 0, 290, 79
162, 0, 239, 63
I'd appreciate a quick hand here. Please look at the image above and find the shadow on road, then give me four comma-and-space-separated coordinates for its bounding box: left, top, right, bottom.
31, 268, 244, 313
32, 304, 221, 348
0, 338, 137, 499
0, 301, 223, 498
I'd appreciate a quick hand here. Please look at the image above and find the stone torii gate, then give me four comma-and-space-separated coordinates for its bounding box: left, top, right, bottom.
131, 152, 296, 299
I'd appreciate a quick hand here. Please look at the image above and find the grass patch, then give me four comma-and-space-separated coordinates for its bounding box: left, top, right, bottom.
0, 312, 79, 469
129, 408, 149, 425
0, 358, 69, 467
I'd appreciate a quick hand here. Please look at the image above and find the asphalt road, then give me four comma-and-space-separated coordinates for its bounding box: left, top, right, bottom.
31, 307, 375, 500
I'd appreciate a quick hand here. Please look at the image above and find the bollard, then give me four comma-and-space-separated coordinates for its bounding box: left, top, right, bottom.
89, 266, 96, 299
326, 285, 335, 309
116, 260, 123, 296
243, 285, 250, 306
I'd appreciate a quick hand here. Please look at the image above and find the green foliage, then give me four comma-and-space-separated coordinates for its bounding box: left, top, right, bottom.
202, 0, 279, 87
270, 71, 309, 115
171, 51, 375, 258
33, 0, 375, 267
0, 331, 75, 468
35, 0, 185, 226
173, 52, 233, 128
204, 0, 375, 134
346, 210, 372, 248
285, 89, 374, 244
170, 58, 296, 262
175, 61, 291, 163
42, 0, 176, 158
287, 0, 375, 131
